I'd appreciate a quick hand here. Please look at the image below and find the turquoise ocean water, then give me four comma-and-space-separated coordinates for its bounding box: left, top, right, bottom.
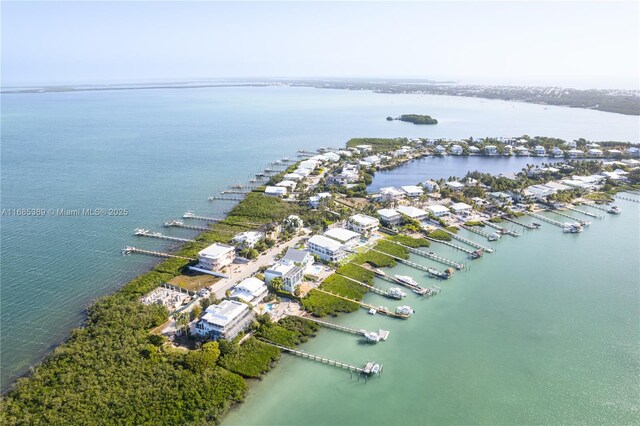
1, 86, 639, 423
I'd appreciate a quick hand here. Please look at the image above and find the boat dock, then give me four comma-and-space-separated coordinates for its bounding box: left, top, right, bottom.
384, 239, 465, 269
335, 273, 399, 299
482, 221, 521, 237
183, 211, 223, 222
545, 209, 590, 224
583, 202, 612, 213
502, 216, 538, 230
257, 339, 382, 376
208, 196, 244, 202
288, 314, 389, 341
134, 228, 195, 243
445, 230, 494, 253
164, 220, 210, 232
221, 190, 251, 195
369, 248, 437, 275
526, 211, 564, 228
425, 236, 475, 255
614, 194, 640, 203
566, 205, 601, 218
121, 246, 195, 261
314, 288, 409, 319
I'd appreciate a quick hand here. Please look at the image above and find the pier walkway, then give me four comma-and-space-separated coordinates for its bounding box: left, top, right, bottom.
335, 273, 396, 299
288, 314, 389, 341
482, 221, 521, 237
502, 216, 537, 230
208, 196, 244, 202
257, 339, 381, 375
384, 239, 464, 269
614, 194, 640, 203
445, 229, 494, 253
583, 202, 612, 213
183, 211, 223, 222
425, 236, 474, 255
546, 210, 590, 224
164, 220, 210, 232
313, 288, 409, 319
566, 205, 601, 218
526, 211, 564, 228
121, 246, 195, 261
134, 229, 195, 243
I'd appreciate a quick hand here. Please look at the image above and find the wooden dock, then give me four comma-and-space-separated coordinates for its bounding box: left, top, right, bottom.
134, 229, 195, 243
183, 211, 223, 222
566, 205, 600, 218
445, 229, 494, 253
164, 220, 210, 232
378, 240, 465, 270
502, 216, 537, 230
546, 209, 591, 224
614, 194, 640, 203
257, 339, 382, 375
425, 236, 474, 255
121, 246, 195, 261
288, 314, 389, 341
482, 221, 521, 237
313, 288, 410, 319
526, 211, 564, 227
335, 273, 399, 299
208, 196, 244, 202
583, 202, 612, 213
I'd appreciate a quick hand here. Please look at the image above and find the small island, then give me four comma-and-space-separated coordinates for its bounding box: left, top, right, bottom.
387, 114, 438, 125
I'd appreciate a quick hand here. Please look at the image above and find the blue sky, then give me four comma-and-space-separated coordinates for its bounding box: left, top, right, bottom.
2, 1, 638, 88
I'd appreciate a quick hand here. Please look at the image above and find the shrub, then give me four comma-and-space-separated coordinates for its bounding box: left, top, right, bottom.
428, 229, 452, 241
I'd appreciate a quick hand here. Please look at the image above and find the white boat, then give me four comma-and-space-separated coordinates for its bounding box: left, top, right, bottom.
371, 364, 381, 374
395, 305, 414, 316
608, 206, 622, 214
368, 308, 377, 315
394, 275, 419, 287
488, 233, 500, 241
364, 332, 380, 343
388, 287, 407, 299
562, 222, 583, 233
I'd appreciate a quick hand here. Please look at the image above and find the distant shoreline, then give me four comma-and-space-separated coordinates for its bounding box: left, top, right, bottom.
2, 79, 638, 116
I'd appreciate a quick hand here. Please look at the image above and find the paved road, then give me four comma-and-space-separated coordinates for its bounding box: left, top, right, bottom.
209, 232, 310, 299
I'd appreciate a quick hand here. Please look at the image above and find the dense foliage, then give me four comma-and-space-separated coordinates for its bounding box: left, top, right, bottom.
397, 114, 438, 125
0, 298, 248, 425
336, 263, 375, 284
388, 234, 430, 248
217, 337, 281, 378
346, 137, 408, 153
255, 316, 319, 347
301, 273, 368, 317
428, 229, 453, 241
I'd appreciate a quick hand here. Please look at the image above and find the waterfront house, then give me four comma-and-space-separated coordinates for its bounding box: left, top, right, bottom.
627, 147, 640, 157
586, 142, 601, 149
489, 191, 513, 204
363, 155, 382, 165
348, 214, 380, 236
445, 181, 465, 191
308, 192, 332, 208
567, 149, 584, 158
397, 205, 429, 221
232, 231, 265, 249
391, 148, 408, 157
264, 186, 287, 197
282, 248, 314, 269
283, 172, 304, 181
230, 277, 268, 305
426, 204, 450, 217
503, 145, 513, 155
565, 140, 577, 149
276, 180, 297, 191
534, 146, 546, 156
423, 180, 440, 193
309, 155, 328, 164
450, 145, 463, 155
355, 144, 372, 153
607, 149, 623, 157
435, 145, 447, 155
450, 202, 473, 216
198, 243, 236, 272
194, 300, 255, 341
468, 146, 480, 154
322, 152, 341, 162
298, 159, 320, 170
307, 234, 347, 262
265, 261, 304, 293
324, 227, 361, 247
552, 147, 564, 157
293, 168, 312, 177
484, 145, 498, 156
515, 146, 530, 156
379, 186, 405, 202
587, 148, 603, 156
401, 185, 424, 198
377, 208, 403, 227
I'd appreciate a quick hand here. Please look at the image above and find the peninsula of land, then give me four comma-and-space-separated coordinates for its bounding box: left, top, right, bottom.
388, 114, 438, 125
2, 135, 639, 424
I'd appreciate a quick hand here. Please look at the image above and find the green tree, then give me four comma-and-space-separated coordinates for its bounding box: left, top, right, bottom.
269, 277, 284, 291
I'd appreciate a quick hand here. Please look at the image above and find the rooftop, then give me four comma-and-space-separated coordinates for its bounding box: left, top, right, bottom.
202, 300, 249, 327
350, 213, 379, 226
282, 248, 312, 264
397, 205, 428, 218
198, 243, 235, 258
308, 234, 344, 251
324, 227, 360, 242
377, 208, 400, 218
426, 204, 450, 214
